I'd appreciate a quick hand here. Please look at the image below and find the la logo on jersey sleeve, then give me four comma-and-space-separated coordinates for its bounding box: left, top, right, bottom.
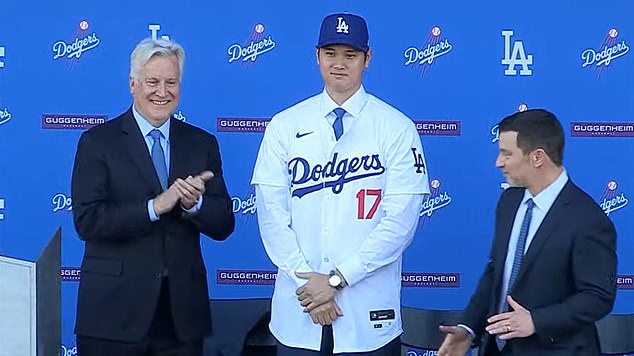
411, 148, 426, 174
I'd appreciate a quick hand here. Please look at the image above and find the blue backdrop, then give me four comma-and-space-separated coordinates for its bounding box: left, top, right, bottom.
0, 0, 632, 353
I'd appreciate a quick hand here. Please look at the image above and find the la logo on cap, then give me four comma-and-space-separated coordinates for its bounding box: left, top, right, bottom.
336, 17, 349, 34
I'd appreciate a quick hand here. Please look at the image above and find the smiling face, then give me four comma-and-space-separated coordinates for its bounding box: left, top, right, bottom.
317, 44, 371, 103
129, 54, 180, 127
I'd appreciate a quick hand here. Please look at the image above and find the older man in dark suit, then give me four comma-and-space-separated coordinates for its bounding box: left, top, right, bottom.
438, 109, 616, 356
71, 37, 234, 356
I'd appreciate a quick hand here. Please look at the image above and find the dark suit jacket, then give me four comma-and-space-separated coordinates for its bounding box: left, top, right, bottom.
71, 108, 235, 342
463, 181, 616, 356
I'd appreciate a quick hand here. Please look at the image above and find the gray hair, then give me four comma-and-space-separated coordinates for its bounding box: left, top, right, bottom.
129, 38, 185, 81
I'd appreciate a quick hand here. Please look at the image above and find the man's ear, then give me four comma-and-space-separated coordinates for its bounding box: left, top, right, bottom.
532, 148, 548, 168
364, 49, 372, 68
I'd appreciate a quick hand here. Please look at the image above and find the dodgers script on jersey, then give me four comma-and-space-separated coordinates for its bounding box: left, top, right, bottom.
252, 86, 430, 352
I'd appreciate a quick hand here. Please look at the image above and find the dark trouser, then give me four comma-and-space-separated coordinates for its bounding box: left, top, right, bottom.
483, 338, 513, 356
77, 279, 203, 356
276, 325, 401, 356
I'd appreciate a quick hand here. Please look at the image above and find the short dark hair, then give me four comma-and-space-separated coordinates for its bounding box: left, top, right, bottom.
498, 109, 564, 166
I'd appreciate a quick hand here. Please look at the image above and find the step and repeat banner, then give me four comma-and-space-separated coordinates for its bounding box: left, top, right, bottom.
0, 0, 633, 353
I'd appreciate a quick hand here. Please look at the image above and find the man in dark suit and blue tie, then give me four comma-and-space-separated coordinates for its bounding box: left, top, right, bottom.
438, 109, 617, 356
71, 37, 234, 355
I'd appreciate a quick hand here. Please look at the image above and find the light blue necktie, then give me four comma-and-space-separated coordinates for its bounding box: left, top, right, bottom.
332, 108, 345, 140
149, 129, 168, 189
497, 198, 535, 350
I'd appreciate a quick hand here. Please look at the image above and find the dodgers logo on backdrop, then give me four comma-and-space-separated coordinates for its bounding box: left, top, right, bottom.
581, 28, 629, 78
491, 103, 529, 143
598, 180, 628, 216
52, 193, 72, 212
52, 20, 101, 61
227, 23, 276, 65
404, 26, 453, 75
61, 344, 78, 356
419, 178, 452, 226
289, 152, 385, 198
0, 46, 11, 126
502, 30, 533, 76
172, 110, 186, 122
0, 197, 5, 220
0, 105, 12, 126
232, 186, 257, 224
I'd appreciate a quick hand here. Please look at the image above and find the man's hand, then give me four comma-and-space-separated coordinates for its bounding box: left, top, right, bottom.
308, 299, 343, 326
485, 296, 535, 339
295, 272, 336, 312
438, 325, 472, 356
174, 171, 214, 209
153, 183, 181, 215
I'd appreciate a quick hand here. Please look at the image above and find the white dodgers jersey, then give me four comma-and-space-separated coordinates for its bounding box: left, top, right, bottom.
251, 87, 429, 352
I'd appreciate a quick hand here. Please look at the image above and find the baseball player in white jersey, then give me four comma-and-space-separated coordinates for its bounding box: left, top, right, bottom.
251, 12, 430, 355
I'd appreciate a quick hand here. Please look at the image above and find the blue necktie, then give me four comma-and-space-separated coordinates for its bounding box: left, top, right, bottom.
149, 129, 168, 189
497, 198, 535, 350
332, 108, 345, 140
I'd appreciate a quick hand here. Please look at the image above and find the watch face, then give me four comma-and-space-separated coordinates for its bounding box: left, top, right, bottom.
329, 274, 342, 287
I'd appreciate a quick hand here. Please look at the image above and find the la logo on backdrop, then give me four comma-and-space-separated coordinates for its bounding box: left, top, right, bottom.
227, 23, 276, 66
502, 30, 533, 76
51, 19, 101, 67
403, 25, 453, 76
581, 27, 629, 78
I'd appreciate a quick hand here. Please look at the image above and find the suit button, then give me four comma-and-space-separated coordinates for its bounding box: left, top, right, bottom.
154, 273, 162, 279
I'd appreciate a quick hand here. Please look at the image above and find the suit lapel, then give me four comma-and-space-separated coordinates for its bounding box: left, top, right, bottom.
120, 109, 163, 192
493, 189, 524, 297
168, 118, 191, 183
514, 182, 575, 284
497, 190, 523, 258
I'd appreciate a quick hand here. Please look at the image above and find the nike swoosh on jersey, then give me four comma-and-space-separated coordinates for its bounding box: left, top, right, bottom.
295, 131, 314, 138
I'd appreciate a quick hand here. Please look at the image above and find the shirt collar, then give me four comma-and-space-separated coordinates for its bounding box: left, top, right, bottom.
522, 169, 569, 211
319, 85, 368, 118
132, 105, 171, 141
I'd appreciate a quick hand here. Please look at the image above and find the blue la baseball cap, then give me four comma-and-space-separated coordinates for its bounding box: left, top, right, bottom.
316, 13, 369, 52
